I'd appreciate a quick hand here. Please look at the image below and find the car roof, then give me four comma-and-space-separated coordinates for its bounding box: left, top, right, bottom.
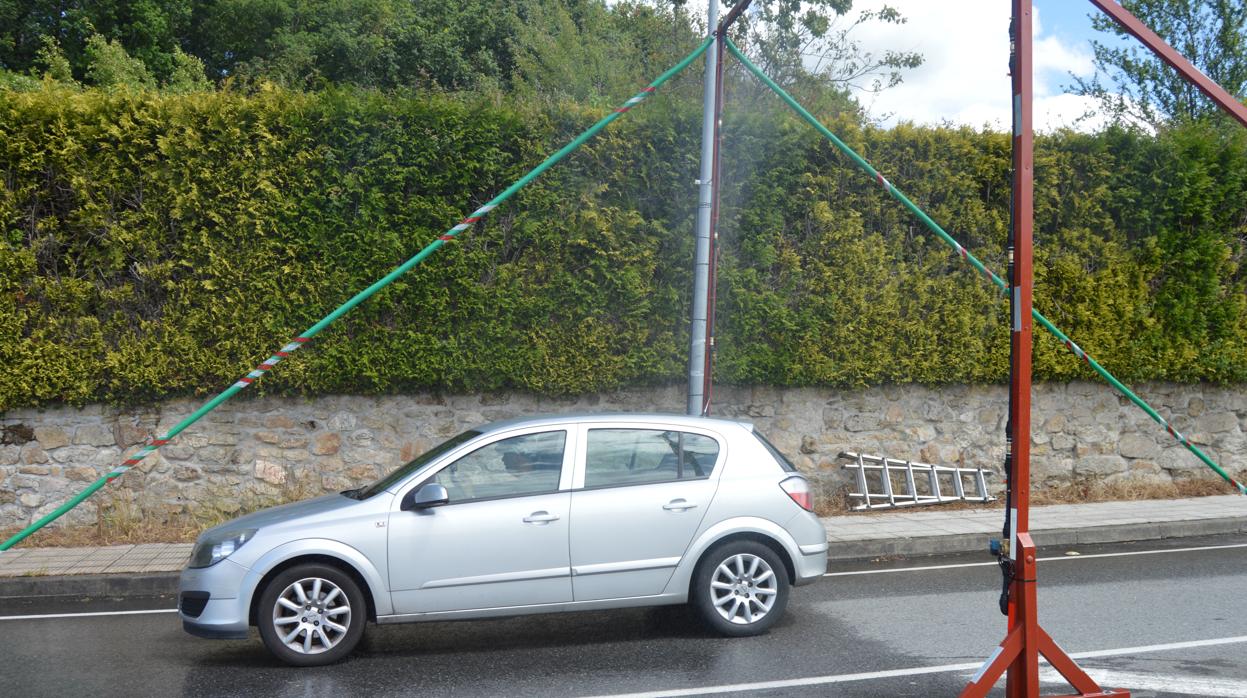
474, 412, 755, 436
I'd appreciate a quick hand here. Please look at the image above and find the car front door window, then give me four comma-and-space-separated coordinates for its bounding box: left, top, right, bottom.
430, 431, 565, 502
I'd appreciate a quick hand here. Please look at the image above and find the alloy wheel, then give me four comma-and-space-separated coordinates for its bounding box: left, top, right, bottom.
271, 576, 353, 654
709, 553, 778, 625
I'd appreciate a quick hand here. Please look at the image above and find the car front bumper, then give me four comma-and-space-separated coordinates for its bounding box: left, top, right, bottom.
179, 558, 252, 640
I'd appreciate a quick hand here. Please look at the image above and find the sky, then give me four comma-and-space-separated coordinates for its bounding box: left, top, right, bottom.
776, 0, 1129, 132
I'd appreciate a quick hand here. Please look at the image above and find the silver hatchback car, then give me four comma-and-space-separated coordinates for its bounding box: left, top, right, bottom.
179, 414, 827, 665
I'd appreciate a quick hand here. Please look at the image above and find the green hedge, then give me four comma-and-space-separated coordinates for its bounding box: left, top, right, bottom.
1, 85, 1244, 410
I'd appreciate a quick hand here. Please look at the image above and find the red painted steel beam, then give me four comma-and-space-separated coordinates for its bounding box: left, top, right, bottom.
1005, 0, 1036, 693
1087, 0, 1247, 129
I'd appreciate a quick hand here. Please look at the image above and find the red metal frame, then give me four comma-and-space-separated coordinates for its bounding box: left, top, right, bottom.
1087, 0, 1247, 129
965, 1, 1247, 695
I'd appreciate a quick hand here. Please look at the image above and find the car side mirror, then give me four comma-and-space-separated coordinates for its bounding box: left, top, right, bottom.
403, 482, 449, 511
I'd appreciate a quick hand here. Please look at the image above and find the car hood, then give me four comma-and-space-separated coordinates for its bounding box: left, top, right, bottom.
200, 493, 362, 538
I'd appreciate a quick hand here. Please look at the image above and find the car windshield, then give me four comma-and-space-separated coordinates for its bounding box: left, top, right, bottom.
353, 429, 482, 499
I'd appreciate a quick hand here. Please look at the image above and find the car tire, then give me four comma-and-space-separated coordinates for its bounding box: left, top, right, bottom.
692, 540, 790, 637
257, 563, 366, 666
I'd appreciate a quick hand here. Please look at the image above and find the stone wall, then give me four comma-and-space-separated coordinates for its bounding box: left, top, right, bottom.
2, 382, 1244, 528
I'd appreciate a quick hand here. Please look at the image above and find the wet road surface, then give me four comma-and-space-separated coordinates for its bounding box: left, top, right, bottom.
2, 534, 1246, 697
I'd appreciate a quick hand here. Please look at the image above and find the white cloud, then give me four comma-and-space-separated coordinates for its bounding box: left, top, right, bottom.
838, 1, 1099, 131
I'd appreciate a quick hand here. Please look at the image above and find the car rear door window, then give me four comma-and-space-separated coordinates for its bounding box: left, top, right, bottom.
584, 429, 720, 488
430, 430, 566, 502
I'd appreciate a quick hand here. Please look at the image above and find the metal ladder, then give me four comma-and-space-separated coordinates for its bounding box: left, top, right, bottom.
839, 451, 996, 511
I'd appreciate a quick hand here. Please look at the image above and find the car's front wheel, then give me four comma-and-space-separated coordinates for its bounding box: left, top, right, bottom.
692, 540, 790, 637
257, 563, 366, 666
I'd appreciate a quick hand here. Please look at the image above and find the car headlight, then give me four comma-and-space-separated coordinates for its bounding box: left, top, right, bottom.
189, 529, 257, 568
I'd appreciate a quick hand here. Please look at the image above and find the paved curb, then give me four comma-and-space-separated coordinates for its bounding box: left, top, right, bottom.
827, 516, 1247, 560
3, 517, 1244, 600
0, 572, 178, 600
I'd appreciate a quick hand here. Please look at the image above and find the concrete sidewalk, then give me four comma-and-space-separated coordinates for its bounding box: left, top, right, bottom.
0, 495, 1243, 598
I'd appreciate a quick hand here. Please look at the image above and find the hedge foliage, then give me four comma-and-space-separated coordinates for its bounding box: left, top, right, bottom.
1, 85, 1245, 409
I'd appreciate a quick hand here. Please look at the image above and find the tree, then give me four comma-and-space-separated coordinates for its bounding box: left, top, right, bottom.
0, 0, 192, 83
731, 0, 923, 106
1075, 0, 1247, 126
84, 34, 155, 90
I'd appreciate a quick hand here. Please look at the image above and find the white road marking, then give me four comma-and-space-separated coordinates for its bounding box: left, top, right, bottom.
0, 608, 178, 621
824, 541, 1247, 577
1041, 669, 1247, 698
583, 635, 1247, 698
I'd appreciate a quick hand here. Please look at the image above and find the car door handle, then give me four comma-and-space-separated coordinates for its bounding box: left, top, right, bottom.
663, 499, 698, 511
523, 511, 560, 525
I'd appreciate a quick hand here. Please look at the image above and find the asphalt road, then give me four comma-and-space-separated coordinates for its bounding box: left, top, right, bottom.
2, 534, 1246, 697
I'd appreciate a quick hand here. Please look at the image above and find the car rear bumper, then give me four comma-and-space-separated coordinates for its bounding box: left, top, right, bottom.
793, 542, 828, 586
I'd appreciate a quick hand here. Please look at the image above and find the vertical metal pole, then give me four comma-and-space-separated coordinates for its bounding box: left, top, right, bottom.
1005, 0, 1036, 695
688, 0, 720, 416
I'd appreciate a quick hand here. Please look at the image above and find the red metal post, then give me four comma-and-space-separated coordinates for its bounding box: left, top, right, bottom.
1087, 0, 1247, 129
1006, 0, 1037, 690
961, 4, 1126, 696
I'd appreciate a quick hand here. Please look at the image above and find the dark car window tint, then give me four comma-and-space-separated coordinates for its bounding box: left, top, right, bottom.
682, 433, 720, 478
431, 431, 565, 502
585, 429, 721, 487
585, 429, 680, 487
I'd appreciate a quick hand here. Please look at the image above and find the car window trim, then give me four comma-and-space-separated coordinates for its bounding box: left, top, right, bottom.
572, 474, 714, 494
423, 487, 567, 508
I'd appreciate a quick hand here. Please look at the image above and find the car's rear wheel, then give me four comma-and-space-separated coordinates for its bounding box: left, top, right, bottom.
692, 540, 790, 637
257, 563, 366, 666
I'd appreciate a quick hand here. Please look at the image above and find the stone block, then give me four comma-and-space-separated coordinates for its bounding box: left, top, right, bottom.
33, 426, 70, 449
1073, 454, 1127, 476
1117, 433, 1157, 459
1195, 412, 1238, 434
19, 442, 48, 464
113, 422, 149, 447
255, 431, 281, 445
265, 415, 296, 429
163, 445, 195, 461
65, 466, 98, 481
327, 412, 357, 431
18, 465, 50, 475
174, 466, 201, 482
73, 424, 115, 447
253, 460, 287, 485
48, 445, 100, 463
1187, 396, 1205, 417
0, 445, 20, 465
844, 413, 880, 432
1044, 414, 1066, 433
196, 446, 231, 465
348, 430, 375, 447
312, 433, 342, 456
19, 492, 43, 508
345, 464, 379, 481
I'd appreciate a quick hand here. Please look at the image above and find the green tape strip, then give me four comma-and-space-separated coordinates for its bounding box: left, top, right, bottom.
0, 35, 715, 552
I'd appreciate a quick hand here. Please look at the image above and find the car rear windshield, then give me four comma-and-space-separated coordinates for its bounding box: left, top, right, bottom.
355, 429, 482, 499
753, 430, 799, 472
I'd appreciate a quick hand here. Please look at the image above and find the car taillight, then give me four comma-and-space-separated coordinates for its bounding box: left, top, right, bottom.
780, 476, 813, 512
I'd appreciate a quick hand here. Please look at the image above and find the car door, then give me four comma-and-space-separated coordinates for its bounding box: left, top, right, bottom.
387, 428, 575, 615
568, 424, 723, 602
